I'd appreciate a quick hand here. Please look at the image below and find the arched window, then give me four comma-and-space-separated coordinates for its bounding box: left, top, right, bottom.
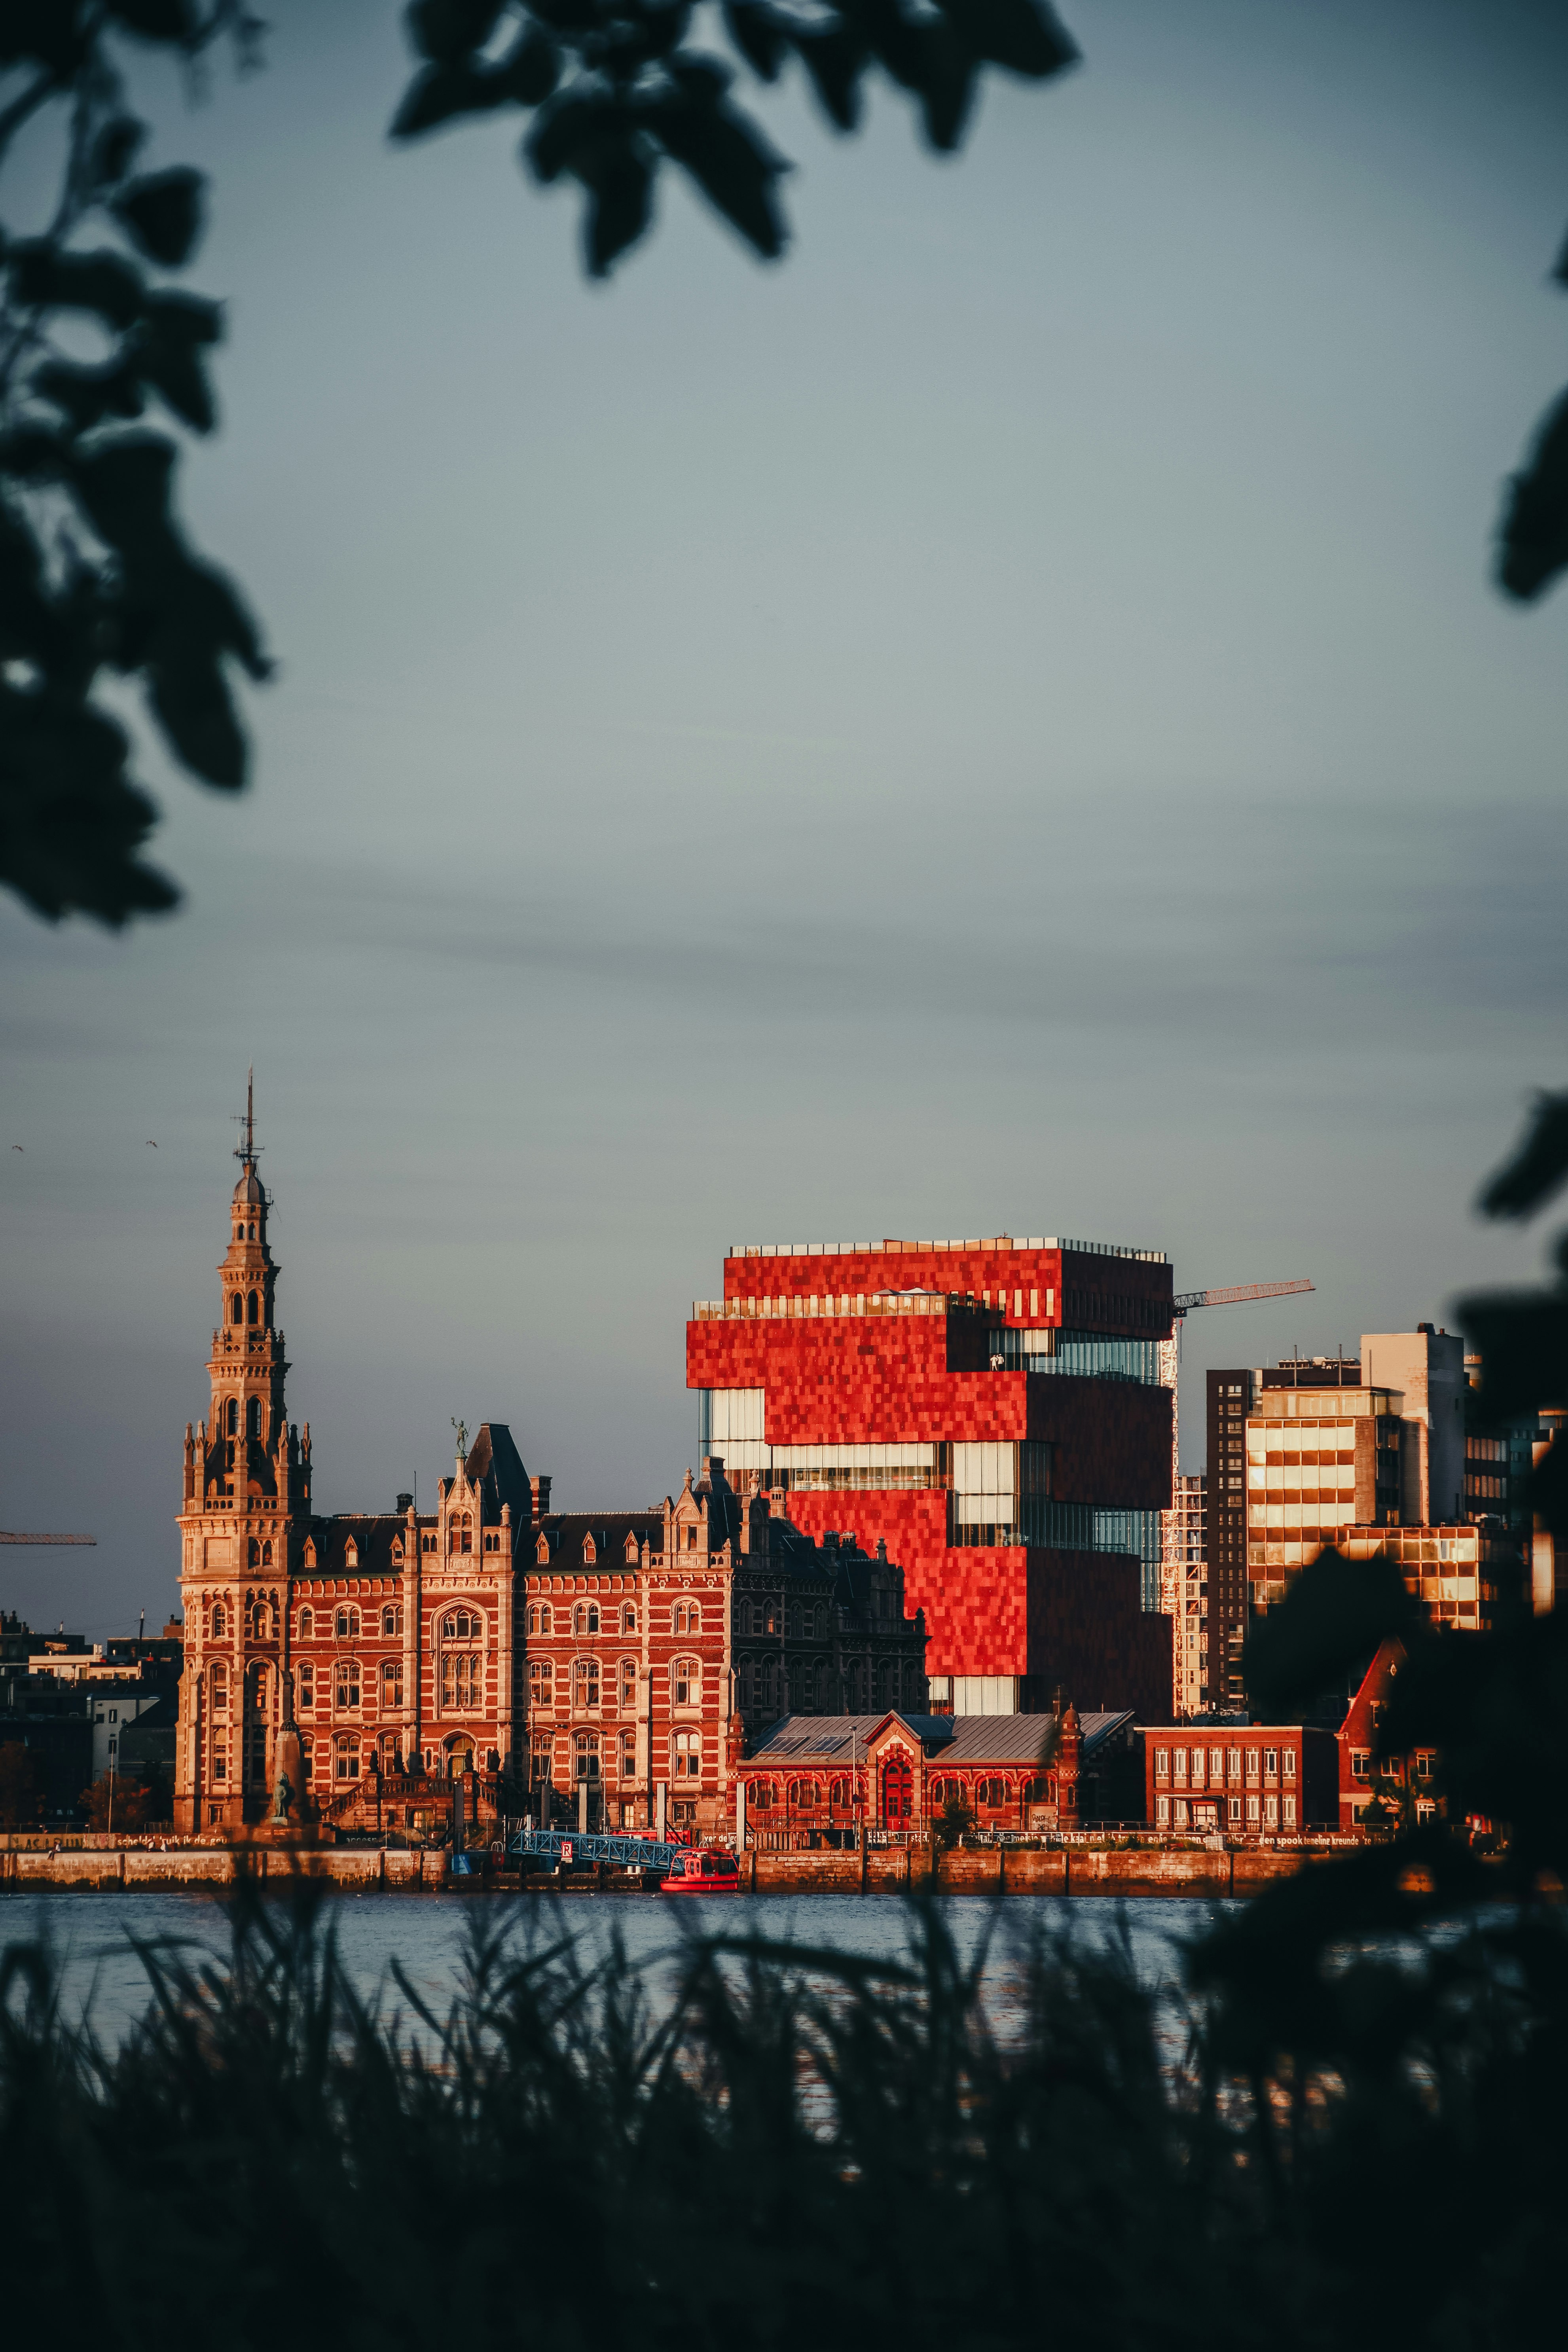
382, 1603, 402, 1637
529, 1659, 553, 1708
976, 1777, 1007, 1810
788, 1778, 822, 1810
883, 1755, 913, 1824
248, 1222, 255, 1240
261, 1540, 272, 1567
672, 1728, 702, 1781
574, 1657, 600, 1710
443, 1609, 479, 1641
622, 1601, 637, 1633
382, 1658, 403, 1709
672, 1656, 700, 1708
929, 1776, 962, 1810
248, 1538, 261, 1567
527, 1601, 553, 1636
246, 1396, 261, 1440
297, 1661, 314, 1710
335, 1605, 360, 1639
231, 1294, 243, 1325
334, 1734, 361, 1782
442, 1653, 481, 1709
829, 1776, 850, 1812
750, 1779, 775, 1811
297, 1605, 313, 1639
209, 1661, 228, 1712
336, 1658, 361, 1710
246, 1291, 258, 1326
619, 1657, 637, 1710
572, 1602, 599, 1636
673, 1600, 701, 1635
574, 1731, 600, 1782
210, 1602, 227, 1639
248, 1598, 269, 1639
226, 1398, 238, 1437
459, 1513, 472, 1555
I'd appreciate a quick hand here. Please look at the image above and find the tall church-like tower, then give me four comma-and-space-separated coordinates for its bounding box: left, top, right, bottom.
174, 1076, 310, 1830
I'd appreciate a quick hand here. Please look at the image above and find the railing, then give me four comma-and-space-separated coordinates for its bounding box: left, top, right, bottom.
505, 1825, 686, 1871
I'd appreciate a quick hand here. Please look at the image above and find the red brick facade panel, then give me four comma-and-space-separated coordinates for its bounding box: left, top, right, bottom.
687, 1318, 1033, 1447
1027, 1551, 1171, 1723
1022, 1378, 1172, 1509
720, 1243, 1173, 1338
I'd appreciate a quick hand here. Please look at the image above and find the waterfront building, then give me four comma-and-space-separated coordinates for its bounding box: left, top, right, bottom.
1164, 1472, 1208, 1715
1142, 1721, 1339, 1836
173, 1111, 925, 1834
688, 1236, 1174, 1720
736, 1700, 1141, 1843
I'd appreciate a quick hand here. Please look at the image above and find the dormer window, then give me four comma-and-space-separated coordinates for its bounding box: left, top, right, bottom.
302, 1540, 317, 1569
343, 1540, 358, 1569
581, 1536, 597, 1566
535, 1536, 550, 1564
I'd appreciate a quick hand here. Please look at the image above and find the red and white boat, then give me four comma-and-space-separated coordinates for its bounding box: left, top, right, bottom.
659, 1847, 742, 1895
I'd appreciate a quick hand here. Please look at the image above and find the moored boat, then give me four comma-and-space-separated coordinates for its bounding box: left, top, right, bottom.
659, 1847, 741, 1895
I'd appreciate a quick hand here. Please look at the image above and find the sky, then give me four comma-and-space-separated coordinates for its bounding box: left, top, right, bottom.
3, 0, 1568, 1636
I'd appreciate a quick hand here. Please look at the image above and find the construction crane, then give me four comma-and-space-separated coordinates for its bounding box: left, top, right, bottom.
1172, 1278, 1314, 1319
0, 1533, 96, 1545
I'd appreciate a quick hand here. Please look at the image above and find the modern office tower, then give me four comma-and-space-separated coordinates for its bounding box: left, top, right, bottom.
1206, 1369, 1255, 1707
688, 1235, 1174, 1720
1166, 1473, 1208, 1716
1244, 1328, 1511, 1632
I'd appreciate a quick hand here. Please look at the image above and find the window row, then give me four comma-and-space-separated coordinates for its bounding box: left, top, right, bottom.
1157, 1794, 1297, 1828
527, 1656, 701, 1710
533, 1730, 703, 1782
1153, 1746, 1295, 1786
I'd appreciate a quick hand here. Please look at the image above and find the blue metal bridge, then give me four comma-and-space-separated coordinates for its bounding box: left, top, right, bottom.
503, 1826, 688, 1872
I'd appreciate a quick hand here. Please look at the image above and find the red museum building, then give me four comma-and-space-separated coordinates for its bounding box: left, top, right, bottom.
689, 1236, 1173, 1720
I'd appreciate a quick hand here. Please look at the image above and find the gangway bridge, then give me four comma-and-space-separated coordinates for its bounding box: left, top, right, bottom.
504, 1825, 690, 1872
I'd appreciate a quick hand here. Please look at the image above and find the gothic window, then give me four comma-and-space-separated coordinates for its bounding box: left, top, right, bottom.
261, 1541, 272, 1567
573, 1603, 600, 1636
622, 1602, 637, 1633
336, 1606, 360, 1639
226, 1398, 238, 1437
574, 1731, 600, 1782
574, 1657, 600, 1710
382, 1603, 403, 1637
210, 1603, 227, 1638
336, 1658, 361, 1710
231, 1294, 243, 1325
246, 1291, 258, 1326
672, 1728, 702, 1781
246, 1397, 261, 1440
459, 1514, 472, 1555
343, 1541, 358, 1569
297, 1662, 314, 1710
210, 1662, 228, 1714
580, 1535, 596, 1565
621, 1730, 636, 1779
442, 1653, 481, 1709
334, 1734, 361, 1782
248, 1539, 261, 1567
443, 1610, 479, 1641
529, 1659, 553, 1708
423, 1533, 437, 1554
302, 1542, 316, 1569
683, 1526, 697, 1552
535, 1537, 550, 1564
673, 1600, 701, 1635
248, 1598, 269, 1639
672, 1656, 700, 1708
527, 1602, 552, 1636
298, 1606, 313, 1638
483, 1531, 499, 1552
620, 1657, 637, 1710
623, 1534, 639, 1565
382, 1658, 403, 1709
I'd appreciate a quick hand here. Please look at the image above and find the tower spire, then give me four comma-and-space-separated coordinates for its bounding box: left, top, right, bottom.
233, 1066, 261, 1170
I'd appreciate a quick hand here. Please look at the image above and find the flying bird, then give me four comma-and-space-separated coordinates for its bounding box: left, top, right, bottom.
146, 1139, 157, 1147
10, 1145, 20, 1152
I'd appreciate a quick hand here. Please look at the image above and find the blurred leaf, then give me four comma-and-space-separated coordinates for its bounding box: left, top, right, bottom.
0, 688, 178, 926
1456, 1293, 1568, 1424
582, 138, 655, 277
390, 60, 502, 138
90, 115, 147, 188
108, 0, 199, 37
792, 23, 868, 130
1477, 1089, 1568, 1220
645, 87, 788, 260
936, 0, 1078, 76
8, 241, 145, 328
1243, 1547, 1419, 1723
499, 25, 561, 106
33, 354, 145, 434
112, 166, 205, 266
912, 19, 974, 151
405, 0, 505, 63
723, 0, 786, 81
524, 90, 627, 186
1530, 1429, 1568, 1539
1498, 385, 1568, 601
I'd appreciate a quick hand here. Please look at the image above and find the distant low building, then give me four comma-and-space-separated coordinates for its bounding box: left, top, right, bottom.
1142, 1721, 1339, 1837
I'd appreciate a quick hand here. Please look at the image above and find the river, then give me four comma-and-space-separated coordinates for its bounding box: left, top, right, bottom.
2, 1888, 1221, 2048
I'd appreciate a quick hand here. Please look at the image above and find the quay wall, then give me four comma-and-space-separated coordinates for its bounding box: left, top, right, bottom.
0, 1841, 1325, 1896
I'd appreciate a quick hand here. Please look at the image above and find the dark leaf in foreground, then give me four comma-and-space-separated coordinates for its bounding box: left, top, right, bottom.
112, 167, 206, 266
1243, 1546, 1418, 1723
1455, 1292, 1568, 1425
1498, 383, 1568, 601
1477, 1088, 1568, 1221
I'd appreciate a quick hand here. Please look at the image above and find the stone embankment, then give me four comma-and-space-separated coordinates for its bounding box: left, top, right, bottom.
0, 1838, 1338, 1895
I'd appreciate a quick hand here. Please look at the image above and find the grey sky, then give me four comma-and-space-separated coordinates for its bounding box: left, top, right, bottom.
3, 0, 1567, 1635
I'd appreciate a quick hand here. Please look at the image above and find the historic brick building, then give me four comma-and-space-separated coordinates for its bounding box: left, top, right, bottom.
174, 1113, 925, 1835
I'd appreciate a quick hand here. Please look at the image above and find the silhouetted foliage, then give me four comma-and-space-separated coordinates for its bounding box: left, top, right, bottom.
0, 4, 271, 928
0, 1742, 41, 1828
389, 0, 1079, 278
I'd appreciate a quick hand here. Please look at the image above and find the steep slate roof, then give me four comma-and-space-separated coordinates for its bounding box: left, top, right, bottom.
464, 1422, 532, 1522
306, 1517, 408, 1575
534, 1511, 664, 1569
745, 1711, 1136, 1766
